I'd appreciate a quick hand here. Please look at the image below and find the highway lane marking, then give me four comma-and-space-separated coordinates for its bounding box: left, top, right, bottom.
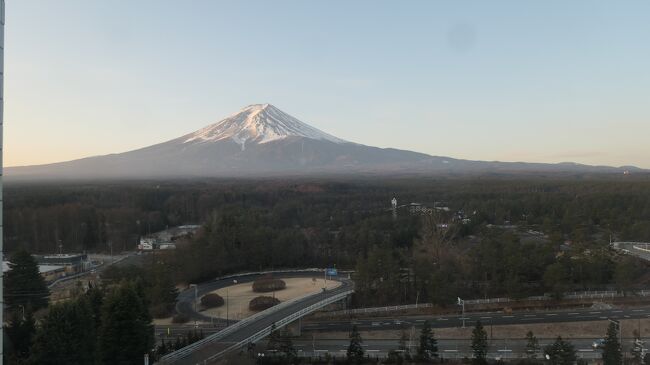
521, 318, 543, 321
633, 309, 645, 312
546, 314, 558, 316
502, 315, 515, 318
612, 310, 623, 313
579, 349, 594, 352
438, 318, 449, 321
367, 350, 380, 352
524, 314, 536, 317
568, 313, 580, 315
481, 317, 493, 319
444, 350, 459, 352
589, 312, 601, 314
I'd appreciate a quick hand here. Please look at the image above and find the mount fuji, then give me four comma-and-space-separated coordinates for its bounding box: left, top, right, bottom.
6, 104, 640, 179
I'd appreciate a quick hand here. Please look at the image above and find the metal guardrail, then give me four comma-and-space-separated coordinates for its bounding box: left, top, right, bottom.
160, 291, 317, 363
322, 288, 650, 318
202, 289, 355, 364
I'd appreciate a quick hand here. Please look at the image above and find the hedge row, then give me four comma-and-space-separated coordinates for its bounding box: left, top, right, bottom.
252, 278, 286, 293
249, 296, 281, 311
201, 293, 225, 308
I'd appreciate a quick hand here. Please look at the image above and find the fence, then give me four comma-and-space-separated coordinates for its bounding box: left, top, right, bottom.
322, 288, 650, 317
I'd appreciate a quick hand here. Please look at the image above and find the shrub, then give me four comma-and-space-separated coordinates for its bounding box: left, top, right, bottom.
200, 293, 224, 309
252, 278, 286, 293
249, 296, 281, 311
172, 313, 190, 324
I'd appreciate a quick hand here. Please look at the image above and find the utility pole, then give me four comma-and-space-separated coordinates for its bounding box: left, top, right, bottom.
190, 284, 198, 312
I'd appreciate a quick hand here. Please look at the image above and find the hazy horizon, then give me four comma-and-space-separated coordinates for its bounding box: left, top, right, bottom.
6, 1, 650, 168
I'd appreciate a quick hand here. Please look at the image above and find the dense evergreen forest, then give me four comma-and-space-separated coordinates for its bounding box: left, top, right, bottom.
5, 176, 650, 306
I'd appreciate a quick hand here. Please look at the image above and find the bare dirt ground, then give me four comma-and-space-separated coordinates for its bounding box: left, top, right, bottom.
203, 277, 341, 320
304, 318, 650, 340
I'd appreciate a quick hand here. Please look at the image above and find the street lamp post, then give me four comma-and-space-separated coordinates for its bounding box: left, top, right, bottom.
226, 279, 237, 327
457, 297, 466, 328
189, 284, 198, 313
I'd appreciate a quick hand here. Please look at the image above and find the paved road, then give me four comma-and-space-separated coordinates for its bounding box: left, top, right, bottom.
163, 274, 353, 364
154, 324, 225, 344
289, 338, 642, 360
176, 270, 335, 323
303, 305, 650, 332
616, 242, 650, 261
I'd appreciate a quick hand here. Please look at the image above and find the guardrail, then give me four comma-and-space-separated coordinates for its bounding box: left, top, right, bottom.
202, 289, 355, 364
321, 288, 650, 318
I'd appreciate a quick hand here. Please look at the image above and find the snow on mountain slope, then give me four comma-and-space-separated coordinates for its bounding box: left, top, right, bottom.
184, 104, 346, 150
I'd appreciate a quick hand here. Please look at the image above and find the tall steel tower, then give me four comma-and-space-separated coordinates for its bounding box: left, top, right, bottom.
1, 1, 5, 363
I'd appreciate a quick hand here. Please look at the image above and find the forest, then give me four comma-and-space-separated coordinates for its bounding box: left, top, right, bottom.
5, 176, 650, 307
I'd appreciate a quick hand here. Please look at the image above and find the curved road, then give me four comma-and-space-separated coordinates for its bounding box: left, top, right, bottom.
176, 270, 341, 322
162, 271, 353, 364
614, 242, 650, 261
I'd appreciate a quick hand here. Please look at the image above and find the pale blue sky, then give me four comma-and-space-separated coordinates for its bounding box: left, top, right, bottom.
5, 0, 650, 167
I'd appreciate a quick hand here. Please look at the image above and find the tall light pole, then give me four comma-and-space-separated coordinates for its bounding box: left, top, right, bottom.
226, 279, 237, 327
1, 2, 6, 364
457, 297, 466, 328
189, 284, 198, 312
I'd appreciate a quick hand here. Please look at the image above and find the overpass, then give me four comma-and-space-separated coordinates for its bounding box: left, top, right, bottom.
158, 270, 354, 364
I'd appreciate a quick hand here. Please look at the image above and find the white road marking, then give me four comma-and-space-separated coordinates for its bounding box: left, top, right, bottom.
568, 313, 580, 315
633, 309, 645, 312
546, 314, 558, 316
438, 318, 449, 321
481, 316, 493, 319
502, 315, 515, 318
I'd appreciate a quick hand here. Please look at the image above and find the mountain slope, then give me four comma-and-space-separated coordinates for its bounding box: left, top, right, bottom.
5, 104, 641, 179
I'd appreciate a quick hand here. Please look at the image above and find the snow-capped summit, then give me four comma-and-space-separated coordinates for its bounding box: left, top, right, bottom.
184, 104, 346, 150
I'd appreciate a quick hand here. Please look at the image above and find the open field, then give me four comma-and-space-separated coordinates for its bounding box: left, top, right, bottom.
202, 277, 341, 320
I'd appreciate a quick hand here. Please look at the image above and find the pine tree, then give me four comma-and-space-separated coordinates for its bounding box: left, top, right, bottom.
278, 327, 297, 359
267, 323, 280, 353
398, 328, 410, 356
29, 297, 96, 365
471, 320, 488, 365
525, 330, 540, 359
5, 250, 50, 311
148, 263, 179, 317
544, 336, 577, 365
5, 307, 36, 361
347, 325, 365, 364
632, 330, 644, 365
603, 322, 623, 365
417, 320, 438, 362
97, 280, 154, 364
